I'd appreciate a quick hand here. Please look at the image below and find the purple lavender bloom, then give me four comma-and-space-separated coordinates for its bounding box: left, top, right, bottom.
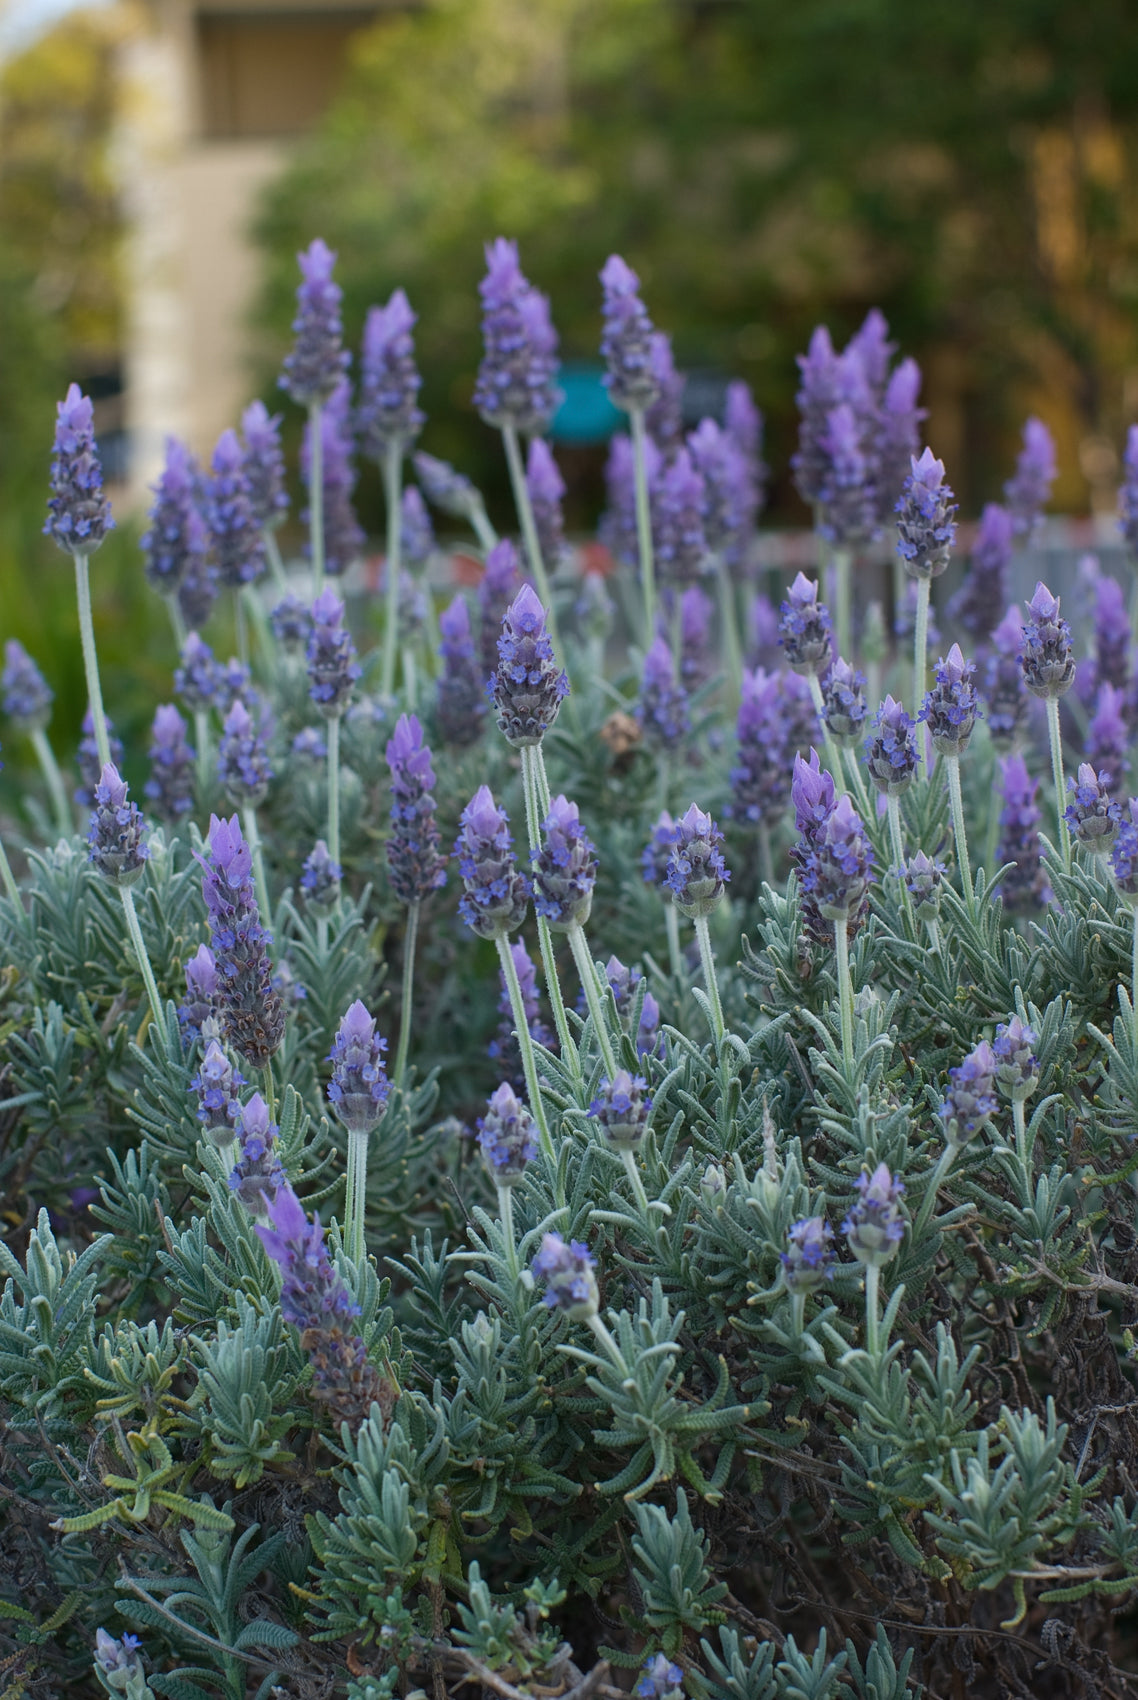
327, 999, 390, 1134
299, 838, 341, 914
748, 593, 780, 668
455, 785, 529, 938
357, 288, 424, 457
177, 540, 220, 631
489, 583, 569, 747
599, 254, 659, 411
792, 328, 874, 510
207, 429, 266, 588
473, 238, 560, 433
531, 1231, 598, 1318
94, 1629, 144, 1683
730, 667, 792, 826
1066, 762, 1119, 853
896, 447, 956, 580
803, 792, 873, 921
779, 572, 833, 676
294, 727, 327, 766
255, 1185, 378, 1415
588, 1069, 651, 1150
1086, 683, 1130, 794
842, 1163, 906, 1267
489, 938, 555, 1082
75, 709, 123, 809
200, 813, 285, 1068
270, 594, 312, 653
874, 357, 925, 527
414, 450, 483, 523
992, 1015, 1039, 1102
678, 584, 714, 689
848, 306, 895, 389
638, 636, 690, 751
241, 400, 289, 531
641, 810, 679, 889
142, 438, 209, 594
385, 713, 447, 905
302, 379, 364, 578
178, 943, 219, 1047
949, 502, 1015, 643
598, 432, 642, 566
217, 699, 273, 807
652, 447, 707, 590
781, 1216, 836, 1295
817, 402, 876, 545
2, 640, 52, 730
665, 802, 729, 918
44, 383, 113, 553
994, 754, 1052, 914
940, 1039, 998, 1145
1119, 425, 1138, 557
401, 486, 434, 570
644, 332, 685, 451
982, 607, 1030, 751
635, 1656, 685, 1700
822, 657, 868, 747
216, 656, 253, 714
279, 239, 349, 407
920, 643, 980, 756
175, 632, 221, 714
87, 763, 149, 887
145, 704, 195, 822
531, 794, 596, 930
476, 1081, 538, 1184
191, 1038, 245, 1147
792, 748, 836, 842
1110, 799, 1138, 900
1021, 582, 1075, 699
436, 595, 486, 747
1004, 417, 1057, 540
865, 695, 919, 795
905, 850, 946, 921
526, 437, 567, 567
687, 417, 755, 567
726, 378, 762, 464
478, 538, 523, 681
601, 956, 659, 1056
228, 1091, 285, 1216
306, 588, 360, 718
1091, 574, 1132, 698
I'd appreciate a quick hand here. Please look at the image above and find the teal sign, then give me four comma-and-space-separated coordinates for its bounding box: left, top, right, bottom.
550, 364, 622, 445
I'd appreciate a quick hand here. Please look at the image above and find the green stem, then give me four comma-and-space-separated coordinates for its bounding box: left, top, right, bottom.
381, 440, 404, 699
402, 646, 418, 712
0, 838, 21, 907
790, 1290, 807, 1338
1045, 695, 1071, 871
470, 500, 498, 553
834, 916, 854, 1074
945, 752, 975, 913
520, 747, 579, 1081
496, 931, 554, 1161
843, 743, 873, 820
1013, 1096, 1029, 1172
262, 1055, 276, 1122
308, 400, 325, 597
394, 900, 419, 1086
567, 922, 618, 1075
586, 1310, 628, 1372
263, 529, 288, 594
326, 714, 342, 875
120, 885, 164, 1027
502, 425, 558, 647
166, 595, 187, 654
193, 711, 211, 799
715, 553, 743, 706
344, 1128, 368, 1265
913, 1142, 957, 1239
530, 739, 553, 816
758, 824, 773, 890
807, 673, 846, 793
31, 727, 72, 839
864, 1262, 880, 1358
241, 806, 272, 929
629, 406, 657, 653
621, 1146, 653, 1218
497, 1183, 519, 1282
912, 576, 929, 763
73, 551, 111, 771
833, 546, 852, 661
664, 902, 683, 980
1132, 906, 1138, 1052
693, 913, 725, 1046
886, 794, 915, 930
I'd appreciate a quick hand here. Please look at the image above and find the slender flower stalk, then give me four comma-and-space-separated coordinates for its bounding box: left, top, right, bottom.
843, 1164, 905, 1354
87, 763, 163, 1026
328, 999, 390, 1264
279, 240, 349, 593
414, 450, 497, 551
921, 644, 980, 909
46, 384, 114, 771
1110, 801, 1138, 1044
664, 804, 729, 1045
385, 713, 446, 1083
2, 640, 71, 837
1021, 582, 1076, 868
199, 813, 284, 1073
600, 255, 660, 647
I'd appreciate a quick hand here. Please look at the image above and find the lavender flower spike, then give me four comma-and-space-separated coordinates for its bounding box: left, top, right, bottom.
94, 1627, 147, 1694
178, 944, 219, 1048
822, 657, 868, 747
804, 792, 873, 921
175, 632, 221, 713
300, 839, 341, 915
949, 502, 1014, 643
653, 447, 708, 591
1110, 799, 1138, 902
327, 999, 390, 1135
279, 238, 349, 407
477, 538, 522, 680
842, 1163, 906, 1268
531, 794, 597, 930
200, 813, 285, 1069
994, 754, 1052, 914
1004, 416, 1057, 540
44, 383, 113, 554
191, 1038, 245, 1148
87, 763, 149, 887
665, 803, 729, 919
306, 589, 360, 718
531, 1231, 599, 1319
1021, 582, 1075, 698
779, 572, 833, 676
865, 696, 919, 796
401, 486, 434, 569
474, 237, 560, 434
477, 1081, 538, 1185
730, 667, 792, 827
228, 1092, 286, 1217
208, 429, 266, 588
145, 704, 195, 823
217, 699, 273, 808
920, 643, 980, 756
1066, 763, 1119, 853
588, 1069, 652, 1151
781, 1217, 836, 1296
1119, 424, 1138, 558
982, 607, 1029, 751
895, 447, 956, 580
413, 450, 494, 548
638, 635, 690, 751
437, 595, 486, 748
489, 583, 569, 747
635, 1656, 685, 1700
1086, 683, 1129, 795
455, 786, 529, 938
940, 1040, 998, 1146
385, 713, 447, 905
241, 400, 289, 532
142, 438, 208, 595
993, 1015, 1040, 1103
526, 438, 567, 569
600, 254, 659, 411
270, 594, 312, 654
2, 640, 52, 730
357, 287, 424, 458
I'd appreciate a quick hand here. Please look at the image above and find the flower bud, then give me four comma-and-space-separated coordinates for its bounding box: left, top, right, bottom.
780, 1216, 836, 1295
992, 1015, 1039, 1103
588, 1070, 652, 1151
531, 1232, 598, 1319
842, 1163, 905, 1268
